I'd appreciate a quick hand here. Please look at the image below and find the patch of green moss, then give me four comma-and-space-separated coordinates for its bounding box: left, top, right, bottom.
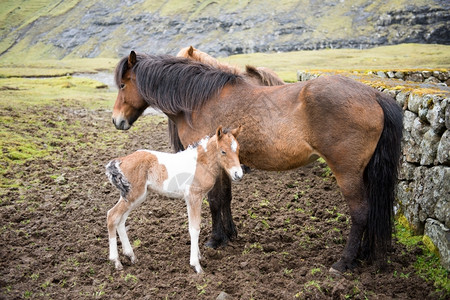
395, 219, 450, 296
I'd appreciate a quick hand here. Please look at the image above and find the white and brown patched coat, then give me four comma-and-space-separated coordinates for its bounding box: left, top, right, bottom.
105, 126, 242, 273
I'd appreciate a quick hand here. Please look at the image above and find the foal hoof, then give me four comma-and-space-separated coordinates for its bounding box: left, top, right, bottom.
191, 264, 203, 274
113, 260, 123, 270
125, 253, 137, 264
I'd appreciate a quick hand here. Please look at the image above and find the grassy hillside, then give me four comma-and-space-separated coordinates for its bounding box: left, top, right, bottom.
0, 0, 447, 61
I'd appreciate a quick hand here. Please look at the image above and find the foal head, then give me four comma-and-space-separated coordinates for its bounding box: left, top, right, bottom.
112, 51, 149, 130
212, 126, 243, 181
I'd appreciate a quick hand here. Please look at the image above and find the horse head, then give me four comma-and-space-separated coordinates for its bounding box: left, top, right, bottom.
112, 51, 149, 130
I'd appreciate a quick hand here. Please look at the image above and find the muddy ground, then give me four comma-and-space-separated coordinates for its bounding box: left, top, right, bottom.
0, 105, 446, 299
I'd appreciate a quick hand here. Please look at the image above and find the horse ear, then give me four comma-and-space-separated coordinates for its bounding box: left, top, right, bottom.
128, 51, 137, 68
216, 125, 223, 140
231, 125, 242, 138
188, 46, 194, 56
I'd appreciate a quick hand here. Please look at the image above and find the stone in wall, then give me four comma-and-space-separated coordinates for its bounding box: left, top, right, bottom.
420, 129, 440, 165
424, 219, 450, 270
397, 181, 423, 234
437, 130, 450, 164
425, 95, 447, 134
445, 103, 450, 129
414, 166, 450, 226
396, 91, 410, 109
408, 93, 423, 114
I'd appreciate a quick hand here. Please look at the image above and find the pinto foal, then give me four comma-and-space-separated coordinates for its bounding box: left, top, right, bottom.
106, 126, 242, 273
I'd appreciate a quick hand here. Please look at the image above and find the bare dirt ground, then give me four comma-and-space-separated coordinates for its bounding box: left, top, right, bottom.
0, 105, 446, 299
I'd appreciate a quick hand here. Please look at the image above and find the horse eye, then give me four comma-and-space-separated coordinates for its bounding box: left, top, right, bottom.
221, 150, 226, 155
120, 83, 125, 89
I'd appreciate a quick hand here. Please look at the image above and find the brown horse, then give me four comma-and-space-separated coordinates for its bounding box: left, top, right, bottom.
111, 51, 403, 273
177, 46, 285, 86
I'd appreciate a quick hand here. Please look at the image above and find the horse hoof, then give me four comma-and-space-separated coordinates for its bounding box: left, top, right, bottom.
205, 238, 227, 249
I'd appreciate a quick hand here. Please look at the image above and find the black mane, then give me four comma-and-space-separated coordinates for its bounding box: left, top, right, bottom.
114, 54, 242, 124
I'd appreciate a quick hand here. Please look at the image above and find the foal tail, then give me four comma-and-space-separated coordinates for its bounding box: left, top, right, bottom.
106, 160, 131, 200
363, 93, 403, 262
168, 119, 185, 152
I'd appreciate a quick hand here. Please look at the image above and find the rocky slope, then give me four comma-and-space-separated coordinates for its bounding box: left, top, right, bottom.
0, 0, 449, 60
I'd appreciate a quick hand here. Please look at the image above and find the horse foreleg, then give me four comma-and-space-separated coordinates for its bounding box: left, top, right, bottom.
221, 171, 237, 240
331, 178, 368, 274
205, 170, 236, 248
186, 194, 203, 273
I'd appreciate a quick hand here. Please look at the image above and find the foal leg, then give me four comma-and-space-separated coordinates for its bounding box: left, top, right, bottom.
330, 176, 368, 273
117, 209, 136, 264
107, 198, 130, 270
206, 170, 236, 248
186, 194, 203, 273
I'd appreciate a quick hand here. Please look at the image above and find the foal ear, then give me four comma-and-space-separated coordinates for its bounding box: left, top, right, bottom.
231, 125, 242, 138
216, 125, 223, 140
188, 46, 194, 57
128, 51, 137, 68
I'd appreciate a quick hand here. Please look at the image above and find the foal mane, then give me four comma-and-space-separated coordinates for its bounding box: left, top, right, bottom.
115, 53, 242, 124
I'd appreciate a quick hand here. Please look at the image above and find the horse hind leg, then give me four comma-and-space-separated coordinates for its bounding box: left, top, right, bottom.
107, 198, 130, 270
330, 176, 368, 273
117, 209, 137, 264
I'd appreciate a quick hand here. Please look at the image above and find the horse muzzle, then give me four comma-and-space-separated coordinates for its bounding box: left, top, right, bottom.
112, 116, 131, 130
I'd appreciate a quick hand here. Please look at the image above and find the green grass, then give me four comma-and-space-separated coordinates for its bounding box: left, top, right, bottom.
0, 75, 114, 106
0, 74, 116, 190
395, 220, 450, 296
0, 58, 117, 77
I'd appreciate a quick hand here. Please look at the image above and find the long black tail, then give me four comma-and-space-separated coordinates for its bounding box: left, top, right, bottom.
362, 92, 403, 262
168, 119, 185, 152
105, 159, 131, 200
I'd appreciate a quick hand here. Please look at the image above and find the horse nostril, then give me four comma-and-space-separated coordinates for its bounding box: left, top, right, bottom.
119, 120, 125, 130
112, 118, 116, 126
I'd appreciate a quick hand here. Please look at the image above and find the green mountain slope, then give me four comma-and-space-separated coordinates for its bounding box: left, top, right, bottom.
0, 0, 449, 61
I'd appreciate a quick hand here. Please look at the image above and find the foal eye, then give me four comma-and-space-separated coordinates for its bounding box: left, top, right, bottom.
221, 150, 226, 155
120, 83, 125, 89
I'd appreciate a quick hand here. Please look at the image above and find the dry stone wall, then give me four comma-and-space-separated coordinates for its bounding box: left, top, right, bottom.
367, 70, 449, 85
297, 70, 449, 270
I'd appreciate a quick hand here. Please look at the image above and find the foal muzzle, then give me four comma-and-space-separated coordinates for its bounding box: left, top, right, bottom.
230, 166, 244, 181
